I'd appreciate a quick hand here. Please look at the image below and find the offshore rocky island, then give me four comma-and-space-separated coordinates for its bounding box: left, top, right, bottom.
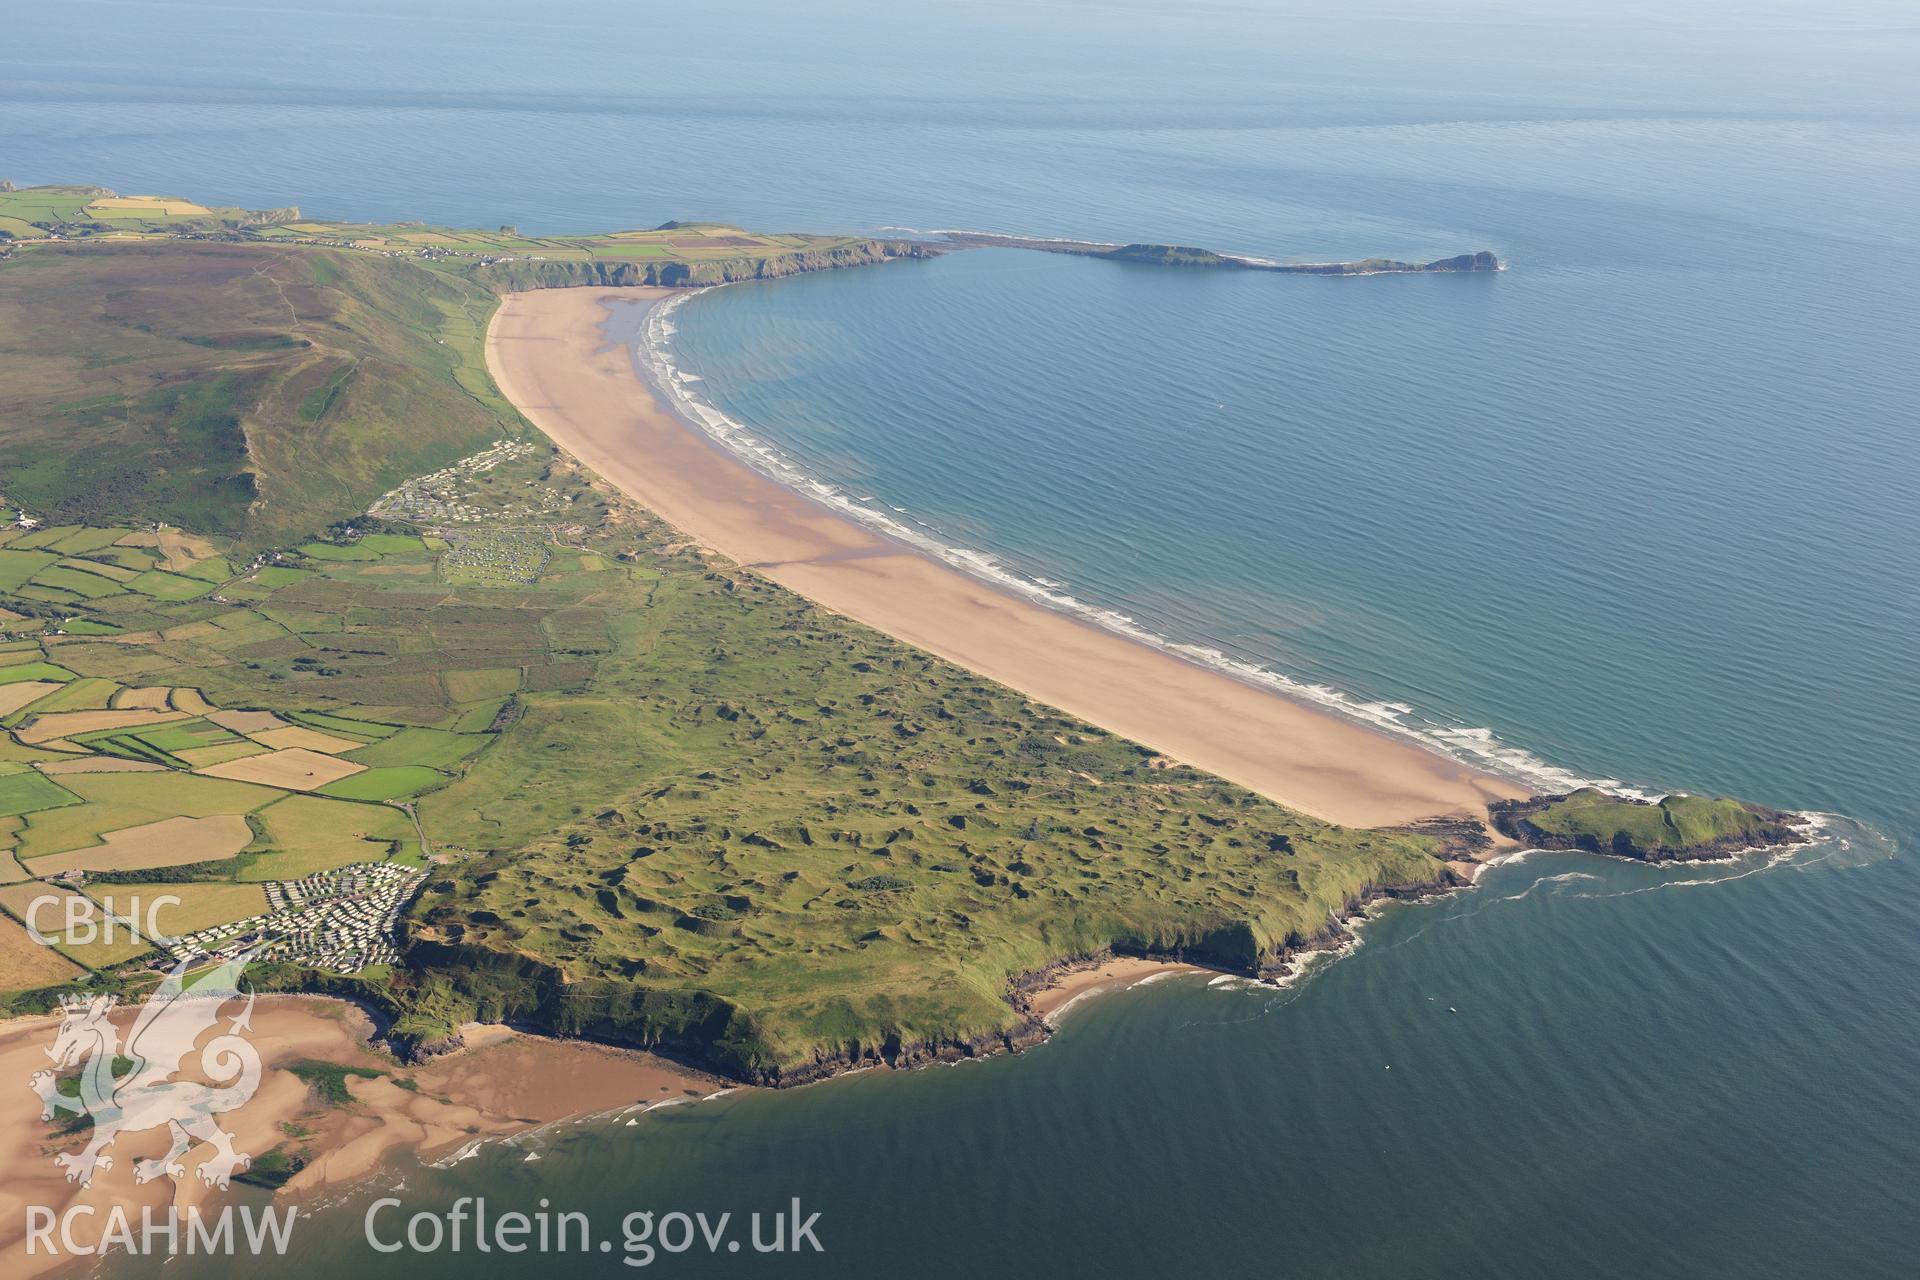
0, 183, 1500, 284
935, 229, 1503, 274
1491, 789, 1807, 863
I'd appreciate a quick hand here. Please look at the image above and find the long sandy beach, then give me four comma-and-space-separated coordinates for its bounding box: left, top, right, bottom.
486, 286, 1527, 829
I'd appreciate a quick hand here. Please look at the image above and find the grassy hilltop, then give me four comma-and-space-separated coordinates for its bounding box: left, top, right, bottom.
0, 184, 922, 549
0, 183, 926, 287
0, 187, 1459, 1081
0, 238, 512, 546
1491, 789, 1802, 862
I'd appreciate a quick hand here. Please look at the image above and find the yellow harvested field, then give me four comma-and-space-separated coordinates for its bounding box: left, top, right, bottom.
0, 882, 149, 970
156, 529, 220, 571
0, 913, 85, 992
16, 771, 278, 860
175, 741, 267, 768
249, 726, 368, 754
89, 196, 213, 216
0, 881, 71, 920
206, 708, 287, 735
170, 687, 215, 715
89, 882, 269, 937
109, 685, 176, 710
0, 682, 61, 718
35, 757, 165, 775
196, 747, 365, 791
16, 708, 187, 744
28, 814, 254, 875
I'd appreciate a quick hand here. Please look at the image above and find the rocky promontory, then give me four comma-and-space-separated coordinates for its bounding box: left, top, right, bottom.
476, 237, 938, 290
1490, 788, 1806, 863
937, 231, 1502, 275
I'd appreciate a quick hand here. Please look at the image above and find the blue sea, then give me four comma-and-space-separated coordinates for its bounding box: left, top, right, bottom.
7, 1, 1916, 1274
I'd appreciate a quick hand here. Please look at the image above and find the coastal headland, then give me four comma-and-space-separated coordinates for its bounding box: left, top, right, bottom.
484, 286, 1526, 830
935, 230, 1503, 275
0, 189, 1804, 1270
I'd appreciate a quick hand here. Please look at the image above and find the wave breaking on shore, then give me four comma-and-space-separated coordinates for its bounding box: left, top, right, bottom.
638, 288, 1645, 806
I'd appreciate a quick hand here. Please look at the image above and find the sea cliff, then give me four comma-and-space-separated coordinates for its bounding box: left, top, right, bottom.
1490, 789, 1806, 862
475, 237, 938, 290
387, 862, 1465, 1088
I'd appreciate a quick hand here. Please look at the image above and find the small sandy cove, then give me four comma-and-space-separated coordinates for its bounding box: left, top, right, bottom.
1026, 957, 1209, 1023
487, 286, 1526, 829
0, 998, 715, 1277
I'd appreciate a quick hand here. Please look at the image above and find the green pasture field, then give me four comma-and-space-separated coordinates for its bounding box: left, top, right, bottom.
315, 766, 448, 802
344, 727, 487, 770
0, 663, 76, 686
126, 569, 213, 600
0, 550, 58, 591
15, 772, 278, 859
30, 565, 126, 598
0, 772, 81, 819
14, 677, 113, 714
296, 541, 380, 561
243, 794, 418, 880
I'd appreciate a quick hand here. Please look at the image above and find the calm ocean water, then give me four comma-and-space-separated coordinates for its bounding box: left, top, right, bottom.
9, 1, 1916, 1275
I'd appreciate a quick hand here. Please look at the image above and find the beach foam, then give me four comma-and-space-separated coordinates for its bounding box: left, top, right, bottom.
639, 289, 1647, 805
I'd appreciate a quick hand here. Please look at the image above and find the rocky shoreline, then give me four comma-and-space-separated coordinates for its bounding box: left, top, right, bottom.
386, 786, 1809, 1090
398, 860, 1473, 1091
1489, 790, 1809, 863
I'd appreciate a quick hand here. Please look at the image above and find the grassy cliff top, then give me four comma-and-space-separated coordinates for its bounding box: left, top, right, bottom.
0, 184, 925, 548
0, 184, 918, 285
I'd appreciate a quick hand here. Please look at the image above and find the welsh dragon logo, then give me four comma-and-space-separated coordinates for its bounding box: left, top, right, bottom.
30, 952, 262, 1189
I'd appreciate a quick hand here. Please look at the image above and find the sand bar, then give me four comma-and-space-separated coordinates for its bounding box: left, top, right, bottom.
487, 287, 1528, 829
